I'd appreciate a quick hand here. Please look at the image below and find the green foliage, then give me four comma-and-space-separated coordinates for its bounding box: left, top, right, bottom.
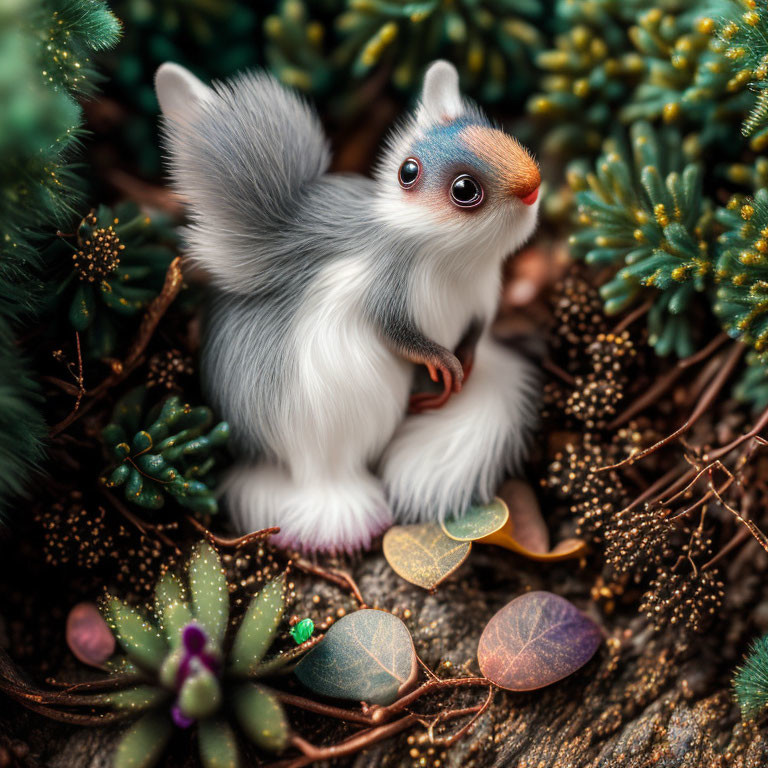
101, 388, 230, 516
332, 0, 544, 103
528, 0, 747, 157
264, 0, 337, 94
569, 121, 713, 357
263, 0, 544, 105
734, 632, 768, 719
716, 0, 768, 147
527, 0, 645, 155
714, 190, 768, 362
734, 351, 768, 411
103, 0, 260, 174
0, 0, 119, 514
101, 542, 296, 767
51, 203, 175, 358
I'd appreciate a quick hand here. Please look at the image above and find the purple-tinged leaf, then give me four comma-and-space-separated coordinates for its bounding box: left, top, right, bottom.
478, 591, 602, 691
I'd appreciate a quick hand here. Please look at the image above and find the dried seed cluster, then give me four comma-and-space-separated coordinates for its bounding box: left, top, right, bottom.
34, 492, 178, 603
552, 273, 605, 369
35, 492, 114, 570
72, 211, 124, 283
147, 349, 194, 391
640, 569, 725, 633
603, 506, 672, 583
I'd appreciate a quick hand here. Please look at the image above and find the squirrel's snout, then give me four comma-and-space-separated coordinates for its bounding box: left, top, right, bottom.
519, 186, 539, 206
460, 125, 540, 205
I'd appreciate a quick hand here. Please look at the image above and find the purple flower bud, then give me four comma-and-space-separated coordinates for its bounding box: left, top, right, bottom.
182, 623, 207, 655
171, 703, 195, 729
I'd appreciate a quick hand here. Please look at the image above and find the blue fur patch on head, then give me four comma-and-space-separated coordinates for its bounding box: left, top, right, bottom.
410, 114, 494, 185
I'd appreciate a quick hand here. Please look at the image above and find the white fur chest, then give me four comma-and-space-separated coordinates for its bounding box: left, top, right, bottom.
409, 250, 502, 349
286, 254, 412, 479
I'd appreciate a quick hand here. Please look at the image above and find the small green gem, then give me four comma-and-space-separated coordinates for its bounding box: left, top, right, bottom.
290, 618, 314, 645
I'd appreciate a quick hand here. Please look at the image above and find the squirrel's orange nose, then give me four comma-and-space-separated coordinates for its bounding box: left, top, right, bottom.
519, 186, 539, 206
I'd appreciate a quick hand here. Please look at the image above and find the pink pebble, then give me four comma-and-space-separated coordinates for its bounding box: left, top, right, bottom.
66, 602, 115, 667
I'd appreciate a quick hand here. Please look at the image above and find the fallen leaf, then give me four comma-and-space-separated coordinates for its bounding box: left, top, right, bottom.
497, 479, 549, 553
478, 591, 602, 691
295, 609, 417, 705
67, 602, 116, 667
441, 498, 509, 541
383, 523, 471, 590
474, 481, 586, 561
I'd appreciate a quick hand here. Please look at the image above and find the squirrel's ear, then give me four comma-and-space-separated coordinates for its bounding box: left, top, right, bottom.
416, 60, 464, 128
155, 62, 213, 121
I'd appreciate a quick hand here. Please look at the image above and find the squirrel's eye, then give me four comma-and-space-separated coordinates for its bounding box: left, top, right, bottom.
450, 175, 483, 208
399, 158, 421, 188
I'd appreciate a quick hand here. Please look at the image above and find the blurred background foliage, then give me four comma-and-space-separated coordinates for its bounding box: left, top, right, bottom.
3, 0, 768, 517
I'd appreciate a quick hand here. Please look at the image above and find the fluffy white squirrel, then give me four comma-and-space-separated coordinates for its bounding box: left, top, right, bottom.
155, 59, 540, 553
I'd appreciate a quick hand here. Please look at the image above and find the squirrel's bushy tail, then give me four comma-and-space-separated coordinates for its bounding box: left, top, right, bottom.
156, 64, 330, 294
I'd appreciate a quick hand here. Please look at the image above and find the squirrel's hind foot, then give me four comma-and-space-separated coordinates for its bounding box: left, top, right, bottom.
224, 463, 392, 554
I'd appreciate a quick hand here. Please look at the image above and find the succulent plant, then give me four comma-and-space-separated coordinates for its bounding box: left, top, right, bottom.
57, 203, 176, 358
101, 541, 309, 767
569, 120, 714, 357
101, 387, 230, 515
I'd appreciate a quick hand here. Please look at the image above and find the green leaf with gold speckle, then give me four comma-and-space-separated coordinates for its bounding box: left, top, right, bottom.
295, 609, 417, 705
104, 685, 169, 712
188, 541, 229, 645
199, 719, 240, 768
441, 498, 509, 541
232, 684, 288, 753
229, 574, 286, 677
155, 570, 192, 646
383, 523, 470, 590
113, 711, 173, 768
102, 597, 167, 672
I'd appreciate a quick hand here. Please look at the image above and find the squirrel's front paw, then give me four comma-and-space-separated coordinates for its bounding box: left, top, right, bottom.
409, 353, 463, 413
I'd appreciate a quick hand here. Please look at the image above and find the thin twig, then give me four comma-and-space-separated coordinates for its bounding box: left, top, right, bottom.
100, 487, 182, 556
50, 257, 184, 437
433, 685, 494, 747
273, 691, 373, 725
611, 299, 653, 334
185, 515, 280, 548
291, 557, 367, 608
600, 343, 744, 471
542, 359, 576, 387
702, 527, 752, 571
607, 332, 729, 429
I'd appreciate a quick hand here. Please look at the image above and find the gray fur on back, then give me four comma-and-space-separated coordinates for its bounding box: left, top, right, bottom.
160, 70, 331, 295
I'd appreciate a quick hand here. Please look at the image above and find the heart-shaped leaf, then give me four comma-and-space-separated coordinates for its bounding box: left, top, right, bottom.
478, 591, 602, 691
383, 523, 470, 590
295, 609, 417, 705
232, 684, 288, 753
188, 541, 229, 644
441, 498, 509, 541
66, 602, 115, 667
229, 574, 286, 677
